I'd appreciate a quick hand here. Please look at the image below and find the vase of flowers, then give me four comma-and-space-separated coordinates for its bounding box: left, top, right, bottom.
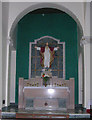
42, 73, 50, 87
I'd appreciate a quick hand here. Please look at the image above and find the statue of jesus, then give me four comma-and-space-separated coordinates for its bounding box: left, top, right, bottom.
35, 42, 59, 68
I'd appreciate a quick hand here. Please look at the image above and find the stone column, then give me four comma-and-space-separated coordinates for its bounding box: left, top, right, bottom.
5, 37, 14, 106
80, 36, 91, 109
0, 1, 2, 109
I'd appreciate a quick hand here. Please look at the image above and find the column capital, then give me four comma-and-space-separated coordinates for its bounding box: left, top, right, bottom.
80, 36, 92, 46
7, 36, 13, 46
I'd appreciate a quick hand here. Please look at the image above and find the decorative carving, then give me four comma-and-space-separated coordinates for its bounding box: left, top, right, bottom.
80, 36, 92, 46
7, 36, 13, 46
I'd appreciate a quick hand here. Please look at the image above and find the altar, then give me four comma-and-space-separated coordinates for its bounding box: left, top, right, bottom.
24, 86, 70, 110
18, 37, 75, 111
18, 77, 74, 110
1, 36, 91, 119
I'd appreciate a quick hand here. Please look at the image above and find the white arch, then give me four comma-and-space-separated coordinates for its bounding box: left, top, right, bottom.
8, 2, 84, 105
9, 2, 83, 40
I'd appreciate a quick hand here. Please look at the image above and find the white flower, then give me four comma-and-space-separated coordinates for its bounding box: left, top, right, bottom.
44, 74, 49, 77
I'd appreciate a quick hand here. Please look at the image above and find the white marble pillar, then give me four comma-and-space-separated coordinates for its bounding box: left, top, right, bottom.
0, 1, 2, 109
5, 37, 14, 106
81, 2, 91, 109
5, 38, 10, 106
90, 38, 92, 108
10, 51, 16, 103
80, 36, 91, 109
78, 48, 84, 104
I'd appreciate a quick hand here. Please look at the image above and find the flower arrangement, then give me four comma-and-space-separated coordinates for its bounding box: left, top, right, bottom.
42, 73, 50, 86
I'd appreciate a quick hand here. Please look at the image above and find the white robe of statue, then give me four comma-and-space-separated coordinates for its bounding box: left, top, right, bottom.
36, 46, 58, 68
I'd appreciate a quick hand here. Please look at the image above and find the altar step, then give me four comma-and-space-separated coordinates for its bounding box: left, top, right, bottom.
1, 111, 90, 119
1, 110, 90, 119
16, 113, 69, 118
1, 104, 90, 119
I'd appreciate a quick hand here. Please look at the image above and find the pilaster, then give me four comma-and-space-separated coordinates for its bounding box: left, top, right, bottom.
80, 36, 91, 109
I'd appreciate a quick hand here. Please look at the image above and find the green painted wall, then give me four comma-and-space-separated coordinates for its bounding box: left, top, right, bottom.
16, 13, 78, 104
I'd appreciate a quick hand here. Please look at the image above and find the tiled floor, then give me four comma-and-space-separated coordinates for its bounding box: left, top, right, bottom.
1, 104, 91, 119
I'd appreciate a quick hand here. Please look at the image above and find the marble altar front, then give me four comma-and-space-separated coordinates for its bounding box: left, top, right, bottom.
24, 86, 69, 110
18, 77, 75, 110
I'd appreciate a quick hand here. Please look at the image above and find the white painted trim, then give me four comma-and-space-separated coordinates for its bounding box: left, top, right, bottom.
29, 36, 65, 79
34, 35, 60, 44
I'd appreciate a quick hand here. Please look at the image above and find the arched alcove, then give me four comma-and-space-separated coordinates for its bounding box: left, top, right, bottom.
8, 3, 84, 106
9, 3, 83, 48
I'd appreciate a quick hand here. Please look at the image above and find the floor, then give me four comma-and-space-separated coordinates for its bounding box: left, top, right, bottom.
1, 104, 91, 119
